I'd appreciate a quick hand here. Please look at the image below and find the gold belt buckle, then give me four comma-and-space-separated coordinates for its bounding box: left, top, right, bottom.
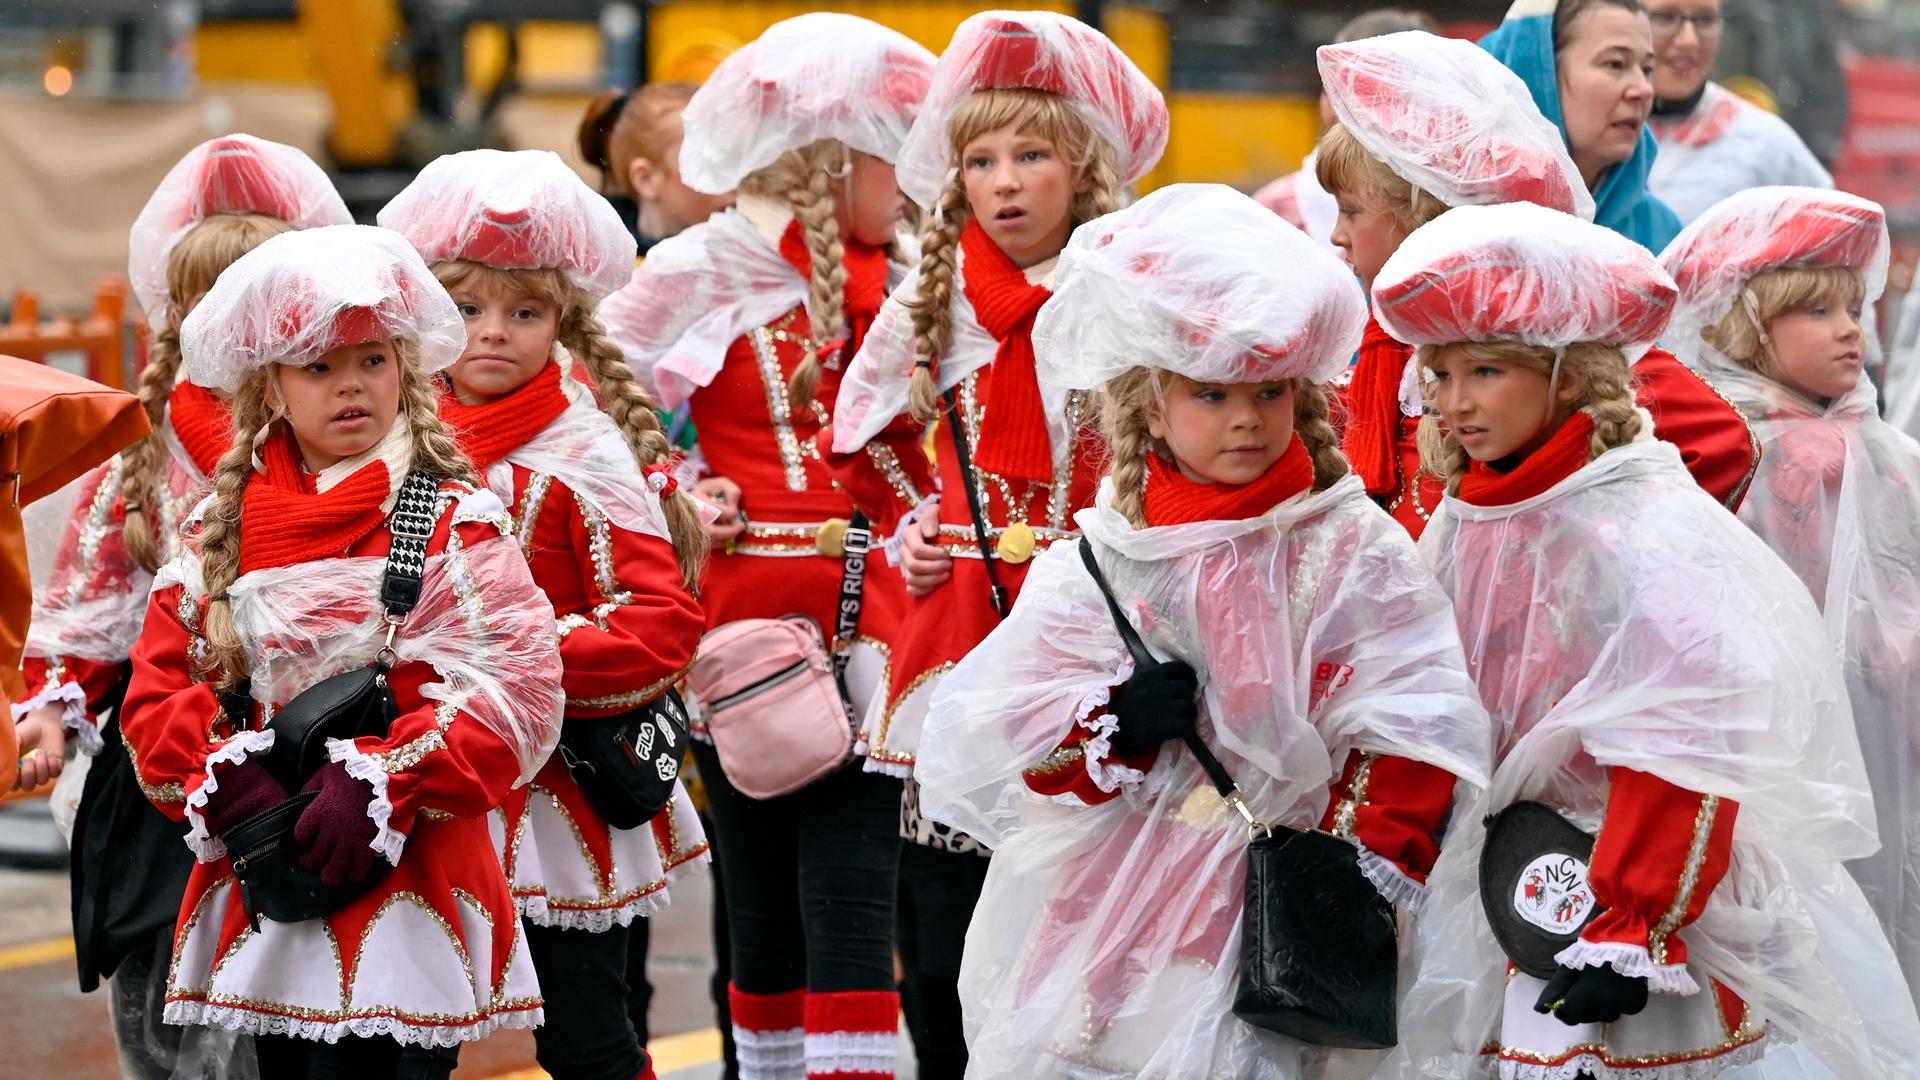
995, 521, 1036, 564
815, 517, 850, 557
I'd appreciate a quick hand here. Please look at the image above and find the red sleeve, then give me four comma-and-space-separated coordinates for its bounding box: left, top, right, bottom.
529, 485, 703, 716
1020, 704, 1162, 806
19, 654, 126, 717
1318, 750, 1458, 883
1577, 766, 1738, 981
1634, 347, 1761, 511
119, 584, 228, 819
822, 416, 936, 536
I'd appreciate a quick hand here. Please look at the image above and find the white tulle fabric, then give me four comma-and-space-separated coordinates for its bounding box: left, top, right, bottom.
481, 377, 672, 541
1372, 202, 1676, 360
1380, 441, 1920, 1079
128, 132, 351, 323
378, 148, 638, 302
1890, 284, 1920, 440
918, 475, 1492, 1078
180, 224, 466, 393
1032, 183, 1367, 389
1317, 32, 1593, 220
895, 9, 1168, 209
153, 490, 564, 784
676, 12, 936, 195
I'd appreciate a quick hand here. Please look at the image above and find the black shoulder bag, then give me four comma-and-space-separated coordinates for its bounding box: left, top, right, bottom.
221, 469, 439, 929
1077, 539, 1400, 1050
943, 387, 1011, 619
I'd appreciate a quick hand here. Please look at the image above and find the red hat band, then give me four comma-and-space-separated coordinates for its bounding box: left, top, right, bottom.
1378, 250, 1674, 346
1670, 200, 1885, 297
193, 138, 303, 224
973, 21, 1070, 96
459, 204, 544, 269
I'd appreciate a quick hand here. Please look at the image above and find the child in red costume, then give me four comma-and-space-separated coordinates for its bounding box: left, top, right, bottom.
1373, 202, 1920, 1079
916, 183, 1492, 1079
598, 15, 936, 1079
13, 133, 346, 1080
118, 224, 565, 1080
382, 147, 711, 1080
1313, 31, 1757, 536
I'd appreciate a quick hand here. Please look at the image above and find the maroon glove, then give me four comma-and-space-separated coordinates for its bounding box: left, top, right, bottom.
293, 761, 381, 887
199, 758, 288, 836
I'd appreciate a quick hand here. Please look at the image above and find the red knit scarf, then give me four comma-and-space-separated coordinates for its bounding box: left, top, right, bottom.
239, 430, 396, 574
1143, 435, 1315, 527
959, 218, 1055, 484
1457, 412, 1597, 507
778, 218, 891, 358
168, 380, 233, 477
439, 360, 570, 470
1344, 314, 1413, 496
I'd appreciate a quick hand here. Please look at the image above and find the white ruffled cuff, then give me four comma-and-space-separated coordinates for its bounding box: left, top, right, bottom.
1354, 844, 1427, 912
11, 680, 99, 755
183, 729, 276, 863
1551, 939, 1700, 996
327, 739, 407, 867
883, 494, 941, 567
1079, 656, 1142, 794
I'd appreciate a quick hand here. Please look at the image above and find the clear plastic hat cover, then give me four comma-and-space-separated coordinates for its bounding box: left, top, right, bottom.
677, 12, 937, 195
128, 132, 352, 321
1660, 186, 1889, 362
1317, 32, 1594, 221
1034, 183, 1367, 390
180, 224, 465, 393
895, 10, 1170, 209
378, 148, 639, 303
1372, 202, 1677, 358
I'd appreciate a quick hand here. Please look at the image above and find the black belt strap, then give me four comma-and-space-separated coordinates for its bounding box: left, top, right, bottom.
943, 387, 1011, 619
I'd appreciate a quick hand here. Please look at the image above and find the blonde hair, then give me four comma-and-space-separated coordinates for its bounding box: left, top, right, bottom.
121, 212, 296, 574
195, 339, 476, 694
434, 260, 709, 590
1701, 265, 1866, 377
1414, 340, 1641, 496
906, 88, 1124, 422
1095, 368, 1350, 528
1314, 123, 1451, 234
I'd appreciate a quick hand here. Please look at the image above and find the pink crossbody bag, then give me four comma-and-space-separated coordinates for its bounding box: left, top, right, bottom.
687, 514, 870, 799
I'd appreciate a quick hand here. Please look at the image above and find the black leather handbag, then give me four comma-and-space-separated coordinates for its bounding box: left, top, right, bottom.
219, 469, 440, 929
1078, 540, 1400, 1050
558, 687, 691, 829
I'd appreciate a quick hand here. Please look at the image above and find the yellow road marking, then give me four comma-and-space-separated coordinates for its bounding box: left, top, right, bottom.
0, 936, 73, 972
482, 1026, 722, 1078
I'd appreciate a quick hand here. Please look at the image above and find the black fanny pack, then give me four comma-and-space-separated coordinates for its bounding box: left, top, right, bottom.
221, 469, 440, 929
558, 687, 691, 830
1479, 800, 1605, 978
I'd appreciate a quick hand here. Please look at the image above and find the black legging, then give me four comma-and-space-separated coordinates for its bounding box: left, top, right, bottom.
256, 1034, 457, 1080
897, 842, 990, 1080
522, 920, 649, 1080
688, 741, 901, 994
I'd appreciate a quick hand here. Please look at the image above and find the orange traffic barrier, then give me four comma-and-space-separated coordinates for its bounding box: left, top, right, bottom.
0, 279, 131, 390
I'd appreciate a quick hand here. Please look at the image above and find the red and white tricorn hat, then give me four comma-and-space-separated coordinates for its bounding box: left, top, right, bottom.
1372, 202, 1677, 360
127, 133, 352, 324
180, 224, 464, 393
895, 10, 1170, 209
378, 148, 638, 303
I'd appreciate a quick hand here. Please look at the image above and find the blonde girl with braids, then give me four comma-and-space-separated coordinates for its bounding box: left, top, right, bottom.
381, 147, 711, 1080
916, 185, 1490, 1079
1372, 202, 1920, 1078
13, 134, 344, 1080
597, 16, 941, 1078
118, 225, 565, 1080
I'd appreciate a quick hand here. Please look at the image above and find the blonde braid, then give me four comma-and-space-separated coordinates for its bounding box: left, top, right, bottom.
907, 176, 969, 422
1096, 368, 1159, 528
560, 299, 711, 591
785, 153, 848, 415
394, 341, 478, 486
194, 375, 271, 695
1292, 381, 1351, 491
1073, 140, 1123, 223
119, 311, 187, 573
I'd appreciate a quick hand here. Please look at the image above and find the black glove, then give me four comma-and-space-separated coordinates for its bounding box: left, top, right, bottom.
1106, 660, 1199, 757
1533, 963, 1649, 1026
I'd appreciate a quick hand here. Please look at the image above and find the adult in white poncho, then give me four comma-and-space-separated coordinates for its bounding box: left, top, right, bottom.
1371, 201, 1920, 1079
917, 184, 1494, 1079
1659, 187, 1920, 1002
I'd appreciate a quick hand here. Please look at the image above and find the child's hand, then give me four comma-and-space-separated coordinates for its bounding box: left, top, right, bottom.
13, 706, 68, 791
1107, 660, 1200, 757
901, 511, 953, 596
694, 476, 747, 542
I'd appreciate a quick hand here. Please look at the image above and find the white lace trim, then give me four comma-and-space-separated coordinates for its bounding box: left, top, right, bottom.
11, 680, 98, 754
858, 752, 914, 779
515, 889, 670, 932
1552, 939, 1700, 996
184, 729, 277, 863
1356, 845, 1427, 911
1079, 656, 1141, 794
1494, 1030, 1764, 1080
735, 1023, 806, 1080
326, 739, 406, 867
802, 1028, 897, 1074
161, 998, 542, 1048
883, 494, 941, 567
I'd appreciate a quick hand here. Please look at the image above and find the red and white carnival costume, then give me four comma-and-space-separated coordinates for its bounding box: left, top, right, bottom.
917, 186, 1493, 1078
1316, 32, 1757, 536
1662, 188, 1920, 995
1373, 204, 1920, 1079
828, 12, 1170, 774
